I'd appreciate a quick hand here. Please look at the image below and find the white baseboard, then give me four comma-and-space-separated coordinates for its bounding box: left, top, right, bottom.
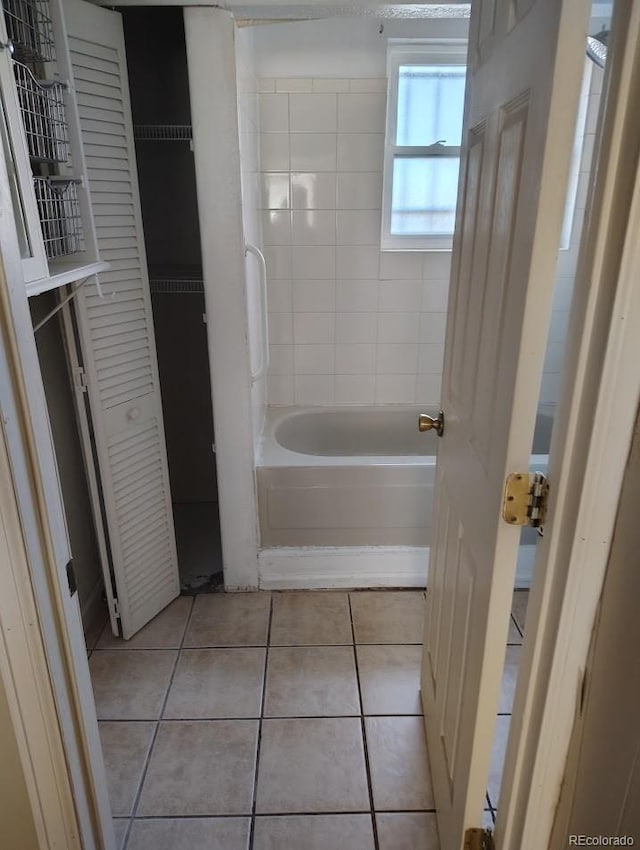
258, 546, 429, 590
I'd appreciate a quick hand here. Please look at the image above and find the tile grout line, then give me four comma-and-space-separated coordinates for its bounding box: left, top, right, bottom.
121, 595, 196, 850
348, 592, 380, 850
248, 594, 273, 850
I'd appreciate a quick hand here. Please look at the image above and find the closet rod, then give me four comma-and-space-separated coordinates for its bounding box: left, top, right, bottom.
33, 274, 103, 333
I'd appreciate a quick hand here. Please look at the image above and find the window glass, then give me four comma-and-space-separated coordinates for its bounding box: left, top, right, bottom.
396, 65, 466, 147
390, 156, 460, 236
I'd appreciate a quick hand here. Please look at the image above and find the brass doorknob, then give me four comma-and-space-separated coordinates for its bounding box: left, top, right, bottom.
418, 411, 444, 436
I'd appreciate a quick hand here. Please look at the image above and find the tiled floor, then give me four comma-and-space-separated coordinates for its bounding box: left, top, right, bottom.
87, 588, 529, 850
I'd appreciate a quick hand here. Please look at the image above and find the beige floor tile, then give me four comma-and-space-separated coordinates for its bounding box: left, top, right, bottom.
270, 592, 352, 646
256, 717, 369, 813
98, 721, 155, 816
164, 648, 265, 719
90, 650, 176, 720
499, 644, 521, 714
113, 819, 129, 850
376, 813, 440, 850
487, 715, 510, 808
365, 716, 434, 810
185, 593, 271, 647
253, 815, 375, 849
350, 591, 425, 644
511, 590, 529, 636
127, 818, 250, 850
97, 597, 193, 650
356, 645, 422, 715
137, 720, 258, 816
264, 646, 360, 717
507, 615, 523, 644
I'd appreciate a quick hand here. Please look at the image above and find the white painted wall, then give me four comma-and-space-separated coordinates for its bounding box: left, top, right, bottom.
185, 8, 259, 587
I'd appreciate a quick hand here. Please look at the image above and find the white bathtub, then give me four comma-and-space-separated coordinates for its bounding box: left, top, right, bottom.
257, 406, 438, 548
257, 405, 553, 554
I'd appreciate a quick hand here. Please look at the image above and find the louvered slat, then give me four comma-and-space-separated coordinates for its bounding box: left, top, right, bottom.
65, 0, 179, 640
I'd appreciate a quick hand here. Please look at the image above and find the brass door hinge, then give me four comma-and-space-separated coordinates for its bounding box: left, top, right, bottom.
464, 827, 495, 850
502, 471, 549, 527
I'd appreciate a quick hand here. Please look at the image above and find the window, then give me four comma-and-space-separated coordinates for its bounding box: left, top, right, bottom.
382, 41, 467, 251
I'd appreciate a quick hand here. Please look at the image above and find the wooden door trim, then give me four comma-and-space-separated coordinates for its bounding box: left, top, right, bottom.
498, 3, 640, 848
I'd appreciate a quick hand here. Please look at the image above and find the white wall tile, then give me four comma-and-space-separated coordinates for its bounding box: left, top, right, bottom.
267, 279, 292, 313
556, 247, 578, 278
291, 173, 337, 209
290, 93, 337, 132
295, 344, 335, 374
264, 246, 292, 279
337, 92, 386, 132
293, 280, 336, 312
336, 210, 380, 245
335, 343, 376, 374
349, 78, 387, 93
335, 374, 375, 403
294, 374, 335, 405
419, 312, 447, 344
378, 312, 420, 344
378, 280, 422, 313
291, 210, 336, 245
418, 344, 445, 374
422, 252, 452, 279
291, 134, 337, 171
261, 133, 290, 171
261, 173, 290, 209
292, 246, 336, 279
375, 374, 416, 404
336, 172, 383, 210
313, 78, 350, 93
336, 245, 380, 279
552, 276, 575, 312
259, 93, 289, 131
263, 210, 291, 245
267, 375, 294, 405
542, 341, 565, 374
539, 372, 561, 406
376, 343, 419, 374
276, 78, 313, 92
422, 279, 450, 312
294, 313, 336, 344
379, 251, 422, 280
548, 311, 569, 344
416, 373, 443, 404
335, 280, 379, 312
336, 312, 377, 344
337, 133, 384, 171
268, 312, 293, 344
268, 345, 294, 375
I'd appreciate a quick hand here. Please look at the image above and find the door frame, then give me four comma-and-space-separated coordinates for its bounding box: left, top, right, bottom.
498, 3, 640, 847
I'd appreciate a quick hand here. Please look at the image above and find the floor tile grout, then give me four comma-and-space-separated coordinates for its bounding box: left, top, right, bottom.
121, 596, 196, 850
347, 593, 380, 850
248, 595, 273, 850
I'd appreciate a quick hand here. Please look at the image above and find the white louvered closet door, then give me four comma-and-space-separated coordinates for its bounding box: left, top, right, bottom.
64, 0, 179, 639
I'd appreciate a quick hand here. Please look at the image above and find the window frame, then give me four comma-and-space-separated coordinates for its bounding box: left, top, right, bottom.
381, 40, 468, 252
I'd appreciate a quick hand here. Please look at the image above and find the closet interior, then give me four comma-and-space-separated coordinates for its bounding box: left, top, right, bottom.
122, 8, 222, 593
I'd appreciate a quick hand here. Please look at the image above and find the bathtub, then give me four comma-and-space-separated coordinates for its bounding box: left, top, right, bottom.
257, 405, 553, 554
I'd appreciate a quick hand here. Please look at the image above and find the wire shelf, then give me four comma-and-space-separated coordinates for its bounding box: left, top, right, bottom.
134, 124, 193, 142
33, 177, 83, 259
2, 0, 55, 62
14, 62, 68, 162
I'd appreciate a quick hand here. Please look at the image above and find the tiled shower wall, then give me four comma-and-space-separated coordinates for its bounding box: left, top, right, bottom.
259, 77, 450, 407
258, 63, 601, 408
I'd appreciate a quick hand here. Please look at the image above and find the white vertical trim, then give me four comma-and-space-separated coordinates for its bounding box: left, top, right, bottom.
185, 7, 260, 588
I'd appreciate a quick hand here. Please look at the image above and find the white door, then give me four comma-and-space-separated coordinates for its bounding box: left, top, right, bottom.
64, 0, 180, 639
421, 1, 590, 847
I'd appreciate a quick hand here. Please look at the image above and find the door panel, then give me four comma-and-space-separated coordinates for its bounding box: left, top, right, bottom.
420, 1, 590, 847
64, 0, 179, 639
